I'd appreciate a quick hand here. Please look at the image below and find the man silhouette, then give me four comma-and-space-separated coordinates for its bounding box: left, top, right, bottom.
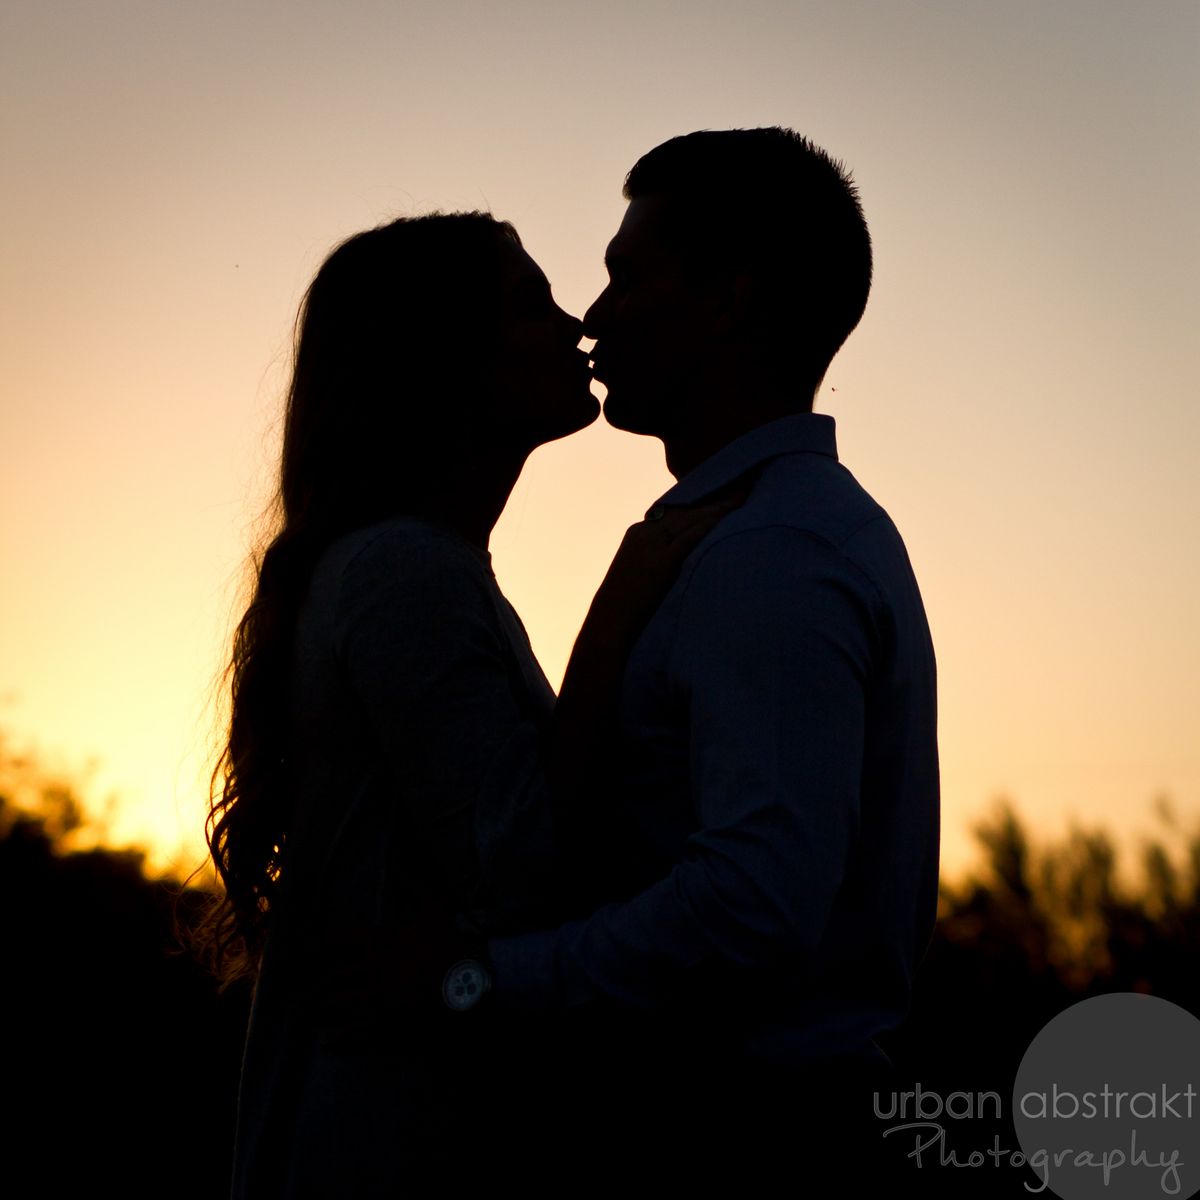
478, 127, 941, 1180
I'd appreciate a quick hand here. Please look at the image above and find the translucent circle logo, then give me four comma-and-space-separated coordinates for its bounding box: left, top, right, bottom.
1013, 993, 1200, 1198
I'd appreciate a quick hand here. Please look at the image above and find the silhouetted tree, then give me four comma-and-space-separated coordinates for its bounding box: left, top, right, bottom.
3, 731, 1197, 1195
0, 735, 250, 1197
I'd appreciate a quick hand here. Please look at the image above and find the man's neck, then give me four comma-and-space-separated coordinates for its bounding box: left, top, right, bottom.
662, 387, 816, 481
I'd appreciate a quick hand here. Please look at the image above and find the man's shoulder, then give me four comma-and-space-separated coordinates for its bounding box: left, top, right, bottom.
677, 454, 922, 613
733, 451, 893, 552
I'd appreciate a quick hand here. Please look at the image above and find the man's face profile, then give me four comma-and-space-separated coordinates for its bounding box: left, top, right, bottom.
584, 194, 715, 441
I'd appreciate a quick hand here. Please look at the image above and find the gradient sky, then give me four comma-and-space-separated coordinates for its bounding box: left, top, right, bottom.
2, 0, 1197, 881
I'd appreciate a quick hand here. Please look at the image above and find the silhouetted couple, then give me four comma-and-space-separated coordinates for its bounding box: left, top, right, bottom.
202, 127, 939, 1195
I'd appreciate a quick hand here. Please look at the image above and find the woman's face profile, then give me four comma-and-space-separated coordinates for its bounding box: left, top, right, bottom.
481, 238, 600, 449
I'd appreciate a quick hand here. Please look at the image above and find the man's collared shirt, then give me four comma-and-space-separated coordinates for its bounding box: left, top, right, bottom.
488, 411, 940, 1064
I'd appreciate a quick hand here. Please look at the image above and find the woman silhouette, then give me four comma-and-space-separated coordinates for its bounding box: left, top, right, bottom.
197, 213, 717, 1195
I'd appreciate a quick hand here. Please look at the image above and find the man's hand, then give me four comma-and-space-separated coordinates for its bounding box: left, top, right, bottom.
295, 909, 483, 1052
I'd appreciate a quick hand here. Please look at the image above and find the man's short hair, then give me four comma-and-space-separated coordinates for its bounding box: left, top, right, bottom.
623, 127, 872, 381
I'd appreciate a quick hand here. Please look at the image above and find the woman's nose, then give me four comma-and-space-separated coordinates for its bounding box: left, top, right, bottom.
582, 287, 607, 339
563, 309, 585, 344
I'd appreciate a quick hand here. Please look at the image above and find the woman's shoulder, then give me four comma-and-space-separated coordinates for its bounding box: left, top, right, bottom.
335, 513, 489, 567
296, 518, 509, 671
312, 515, 493, 605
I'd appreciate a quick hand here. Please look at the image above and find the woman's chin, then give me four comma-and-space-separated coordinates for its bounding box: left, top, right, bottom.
562, 395, 604, 440
532, 394, 602, 447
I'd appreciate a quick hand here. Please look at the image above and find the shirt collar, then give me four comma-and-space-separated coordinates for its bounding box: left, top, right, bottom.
651, 411, 838, 509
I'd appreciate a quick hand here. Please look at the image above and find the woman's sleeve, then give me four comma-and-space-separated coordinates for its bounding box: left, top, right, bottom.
331, 526, 557, 927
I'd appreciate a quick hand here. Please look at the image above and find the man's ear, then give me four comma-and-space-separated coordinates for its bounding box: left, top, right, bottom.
710, 270, 756, 337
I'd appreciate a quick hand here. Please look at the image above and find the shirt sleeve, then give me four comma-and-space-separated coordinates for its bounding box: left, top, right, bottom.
486, 524, 884, 1009
333, 526, 557, 928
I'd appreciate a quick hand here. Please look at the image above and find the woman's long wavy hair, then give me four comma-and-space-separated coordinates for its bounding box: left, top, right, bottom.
192, 212, 520, 987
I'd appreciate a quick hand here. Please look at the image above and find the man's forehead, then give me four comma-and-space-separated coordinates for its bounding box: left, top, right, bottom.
605, 194, 680, 263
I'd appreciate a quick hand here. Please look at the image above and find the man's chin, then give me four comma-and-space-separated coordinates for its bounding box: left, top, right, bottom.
601, 393, 659, 437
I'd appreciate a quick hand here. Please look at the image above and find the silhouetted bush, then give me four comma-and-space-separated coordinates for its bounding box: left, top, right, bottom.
2, 732, 1197, 1194
0, 738, 251, 1197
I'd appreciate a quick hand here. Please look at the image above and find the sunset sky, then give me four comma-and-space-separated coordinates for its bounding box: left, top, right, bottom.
2, 0, 1196, 882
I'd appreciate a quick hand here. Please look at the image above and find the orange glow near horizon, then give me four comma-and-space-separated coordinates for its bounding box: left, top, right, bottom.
2, 2, 1197, 889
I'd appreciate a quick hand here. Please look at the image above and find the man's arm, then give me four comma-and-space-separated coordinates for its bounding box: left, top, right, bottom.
487, 524, 884, 1010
